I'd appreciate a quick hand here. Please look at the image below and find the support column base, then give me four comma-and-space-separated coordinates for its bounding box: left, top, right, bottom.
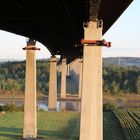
48, 108, 57, 111
23, 134, 37, 139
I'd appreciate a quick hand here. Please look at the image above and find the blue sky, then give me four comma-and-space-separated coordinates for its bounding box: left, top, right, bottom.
0, 0, 139, 59
103, 0, 140, 57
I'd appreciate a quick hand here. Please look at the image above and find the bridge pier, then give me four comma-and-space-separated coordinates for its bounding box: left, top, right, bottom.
23, 39, 37, 138
78, 58, 83, 98
60, 101, 66, 111
60, 57, 67, 98
67, 64, 70, 76
48, 56, 57, 110
80, 21, 103, 140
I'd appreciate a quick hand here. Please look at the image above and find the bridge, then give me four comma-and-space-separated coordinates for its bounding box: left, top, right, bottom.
0, 0, 134, 140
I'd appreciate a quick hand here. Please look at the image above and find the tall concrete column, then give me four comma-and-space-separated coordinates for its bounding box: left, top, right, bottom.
67, 64, 70, 76
80, 21, 103, 140
69, 63, 71, 71
23, 39, 38, 138
48, 56, 57, 110
60, 101, 66, 111
61, 58, 67, 98
78, 59, 83, 98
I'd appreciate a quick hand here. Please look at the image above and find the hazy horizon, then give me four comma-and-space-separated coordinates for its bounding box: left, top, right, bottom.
0, 56, 140, 61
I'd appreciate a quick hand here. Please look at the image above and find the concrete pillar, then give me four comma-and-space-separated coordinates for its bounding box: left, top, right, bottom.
60, 101, 66, 111
48, 56, 57, 110
61, 58, 67, 98
80, 21, 103, 140
67, 64, 70, 76
23, 39, 38, 138
78, 59, 83, 98
69, 63, 71, 71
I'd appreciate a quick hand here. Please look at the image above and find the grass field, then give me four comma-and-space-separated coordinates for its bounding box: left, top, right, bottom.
0, 110, 140, 140
0, 112, 80, 140
103, 112, 125, 140
114, 109, 140, 140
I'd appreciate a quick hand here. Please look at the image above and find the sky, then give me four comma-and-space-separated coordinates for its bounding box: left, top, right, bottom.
0, 0, 139, 60
103, 0, 140, 57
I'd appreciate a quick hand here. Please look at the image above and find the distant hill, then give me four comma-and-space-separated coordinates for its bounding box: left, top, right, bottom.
103, 57, 140, 67
0, 58, 59, 63
1, 57, 140, 67
0, 59, 23, 63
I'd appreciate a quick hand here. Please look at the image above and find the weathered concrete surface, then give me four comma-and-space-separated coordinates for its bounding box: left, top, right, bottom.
48, 56, 57, 110
67, 64, 70, 76
80, 21, 103, 140
78, 59, 83, 98
61, 58, 67, 98
57, 58, 80, 95
23, 45, 37, 138
69, 59, 81, 86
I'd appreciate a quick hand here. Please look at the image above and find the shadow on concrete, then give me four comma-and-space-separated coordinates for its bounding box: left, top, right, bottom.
57, 70, 79, 95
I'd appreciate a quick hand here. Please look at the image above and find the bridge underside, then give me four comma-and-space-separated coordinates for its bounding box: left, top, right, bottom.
0, 0, 133, 62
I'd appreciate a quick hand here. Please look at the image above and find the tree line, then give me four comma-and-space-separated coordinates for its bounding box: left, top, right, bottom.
0, 61, 140, 95
103, 65, 140, 95
0, 60, 58, 95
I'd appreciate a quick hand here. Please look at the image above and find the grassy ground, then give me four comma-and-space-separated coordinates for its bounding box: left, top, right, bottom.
0, 112, 80, 140
103, 112, 125, 140
114, 109, 140, 140
0, 110, 139, 140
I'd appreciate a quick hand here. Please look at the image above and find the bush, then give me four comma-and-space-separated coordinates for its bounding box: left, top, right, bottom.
0, 105, 4, 111
3, 104, 24, 112
103, 103, 117, 112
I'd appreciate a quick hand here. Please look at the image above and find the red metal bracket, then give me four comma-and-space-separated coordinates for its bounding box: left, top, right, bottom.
23, 47, 40, 50
81, 39, 111, 48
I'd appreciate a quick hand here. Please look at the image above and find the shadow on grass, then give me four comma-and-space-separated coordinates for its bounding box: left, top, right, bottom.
0, 117, 79, 140
0, 127, 22, 139
38, 117, 79, 140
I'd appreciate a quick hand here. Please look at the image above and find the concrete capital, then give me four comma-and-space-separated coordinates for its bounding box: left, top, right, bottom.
84, 20, 102, 41
23, 46, 40, 51
84, 20, 103, 29
23, 39, 40, 51
27, 38, 36, 46
50, 56, 57, 62
79, 59, 83, 63
62, 58, 67, 63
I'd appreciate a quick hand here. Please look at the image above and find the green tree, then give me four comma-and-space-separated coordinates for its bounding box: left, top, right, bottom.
136, 76, 140, 94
